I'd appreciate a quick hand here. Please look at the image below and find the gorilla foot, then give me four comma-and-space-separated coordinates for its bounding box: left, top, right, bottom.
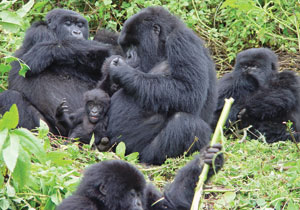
96, 137, 110, 152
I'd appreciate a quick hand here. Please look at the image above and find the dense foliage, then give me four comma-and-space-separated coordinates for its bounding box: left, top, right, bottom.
0, 0, 300, 209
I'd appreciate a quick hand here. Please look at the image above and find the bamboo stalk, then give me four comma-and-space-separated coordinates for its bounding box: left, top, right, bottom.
190, 97, 234, 210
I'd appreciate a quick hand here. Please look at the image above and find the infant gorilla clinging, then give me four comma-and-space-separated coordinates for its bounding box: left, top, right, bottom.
55, 87, 110, 146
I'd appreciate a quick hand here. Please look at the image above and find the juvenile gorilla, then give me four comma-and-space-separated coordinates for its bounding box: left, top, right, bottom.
57, 144, 223, 210
213, 48, 300, 143
105, 7, 217, 165
0, 9, 117, 134
55, 88, 110, 145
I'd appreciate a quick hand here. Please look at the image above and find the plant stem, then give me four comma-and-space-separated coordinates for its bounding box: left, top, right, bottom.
190, 97, 234, 210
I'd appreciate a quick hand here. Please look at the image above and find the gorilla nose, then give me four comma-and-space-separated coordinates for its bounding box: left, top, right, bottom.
112, 57, 120, 66
72, 30, 83, 38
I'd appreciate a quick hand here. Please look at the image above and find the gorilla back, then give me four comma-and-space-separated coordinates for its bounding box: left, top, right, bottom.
107, 7, 217, 165
3, 9, 116, 134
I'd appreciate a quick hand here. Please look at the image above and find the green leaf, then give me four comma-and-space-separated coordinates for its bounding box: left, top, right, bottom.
0, 64, 11, 74
216, 191, 236, 206
6, 184, 16, 197
18, 62, 30, 77
16, 0, 34, 18
256, 198, 266, 207
0, 11, 22, 25
103, 0, 112, 6
38, 119, 49, 139
50, 192, 60, 205
126, 152, 139, 161
47, 151, 72, 166
116, 141, 126, 158
12, 148, 31, 188
0, 129, 8, 152
0, 174, 4, 187
0, 104, 19, 130
287, 200, 299, 210
3, 133, 20, 172
14, 128, 46, 163
0, 198, 10, 210
89, 134, 95, 148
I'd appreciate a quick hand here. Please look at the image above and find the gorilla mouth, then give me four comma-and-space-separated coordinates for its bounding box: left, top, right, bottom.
91, 116, 99, 120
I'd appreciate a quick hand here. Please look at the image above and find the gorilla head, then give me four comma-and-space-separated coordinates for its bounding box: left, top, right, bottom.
83, 89, 110, 124
233, 48, 278, 87
75, 160, 145, 210
118, 7, 180, 72
46, 9, 89, 40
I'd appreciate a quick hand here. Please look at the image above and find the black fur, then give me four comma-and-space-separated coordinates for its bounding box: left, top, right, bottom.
105, 6, 217, 165
57, 145, 224, 210
55, 88, 110, 145
94, 29, 123, 56
213, 48, 300, 143
0, 9, 118, 134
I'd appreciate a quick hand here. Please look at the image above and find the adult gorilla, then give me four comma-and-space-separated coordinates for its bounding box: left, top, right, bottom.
105, 7, 217, 165
213, 48, 300, 143
0, 9, 117, 135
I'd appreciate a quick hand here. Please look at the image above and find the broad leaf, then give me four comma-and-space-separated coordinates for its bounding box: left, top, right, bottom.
0, 129, 8, 152
14, 128, 46, 163
116, 141, 126, 158
0, 104, 19, 130
16, 0, 34, 17
3, 133, 20, 172
12, 148, 31, 188
0, 11, 22, 25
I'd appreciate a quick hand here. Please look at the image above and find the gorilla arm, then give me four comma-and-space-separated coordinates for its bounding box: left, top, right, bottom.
110, 29, 210, 113
242, 71, 299, 121
146, 144, 224, 210
21, 39, 113, 76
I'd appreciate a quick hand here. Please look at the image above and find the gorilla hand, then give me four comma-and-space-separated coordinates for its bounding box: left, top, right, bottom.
204, 143, 222, 165
109, 56, 133, 85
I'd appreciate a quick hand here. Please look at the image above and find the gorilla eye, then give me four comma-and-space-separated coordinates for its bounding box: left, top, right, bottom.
65, 20, 71, 26
77, 22, 83, 28
130, 189, 136, 197
88, 102, 94, 108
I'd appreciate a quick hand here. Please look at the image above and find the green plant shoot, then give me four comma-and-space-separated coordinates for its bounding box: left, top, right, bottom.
190, 97, 234, 210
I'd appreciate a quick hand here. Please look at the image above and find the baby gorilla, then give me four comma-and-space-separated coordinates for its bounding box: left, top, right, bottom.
56, 88, 110, 145
57, 144, 223, 210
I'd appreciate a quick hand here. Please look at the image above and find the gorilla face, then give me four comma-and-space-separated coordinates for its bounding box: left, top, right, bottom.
84, 89, 110, 124
46, 9, 89, 40
233, 48, 278, 87
118, 7, 173, 72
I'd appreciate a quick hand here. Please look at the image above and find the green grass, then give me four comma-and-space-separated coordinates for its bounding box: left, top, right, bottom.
205, 136, 300, 209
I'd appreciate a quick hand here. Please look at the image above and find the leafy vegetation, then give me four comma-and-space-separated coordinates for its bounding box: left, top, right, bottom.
0, 0, 300, 209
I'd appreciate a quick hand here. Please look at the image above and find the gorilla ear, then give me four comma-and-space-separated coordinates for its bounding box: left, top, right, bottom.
99, 184, 107, 196
153, 24, 160, 35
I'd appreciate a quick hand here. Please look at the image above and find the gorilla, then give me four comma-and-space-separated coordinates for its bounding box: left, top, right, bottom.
55, 88, 110, 145
104, 6, 217, 165
213, 48, 300, 143
56, 144, 223, 210
0, 9, 118, 135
